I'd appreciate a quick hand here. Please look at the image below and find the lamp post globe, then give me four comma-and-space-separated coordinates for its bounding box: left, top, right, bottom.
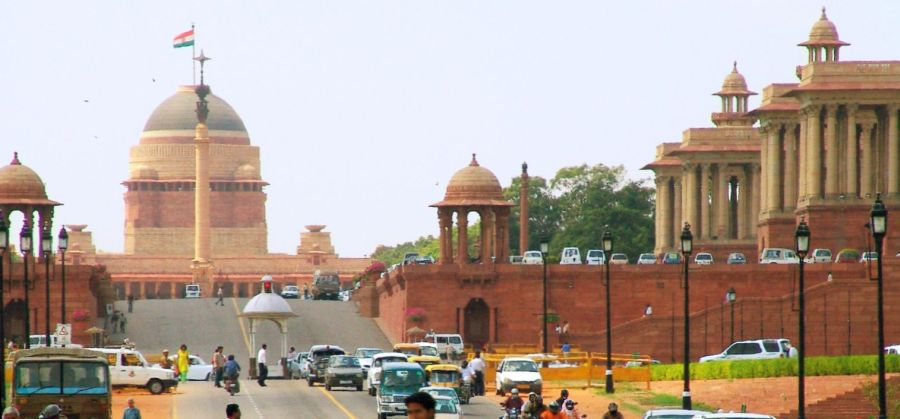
870, 194, 888, 419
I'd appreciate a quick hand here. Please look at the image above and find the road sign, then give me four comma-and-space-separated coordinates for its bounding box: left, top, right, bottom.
56, 323, 72, 345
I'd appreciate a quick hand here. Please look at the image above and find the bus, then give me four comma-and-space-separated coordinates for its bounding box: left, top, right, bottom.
11, 348, 111, 419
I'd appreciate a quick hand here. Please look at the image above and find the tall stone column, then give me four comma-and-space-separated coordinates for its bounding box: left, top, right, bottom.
715, 166, 729, 238
861, 123, 876, 198
797, 116, 808, 202
700, 164, 711, 239
519, 164, 530, 254
751, 163, 761, 231
846, 105, 859, 197
888, 104, 900, 195
658, 176, 673, 250
457, 208, 468, 266
807, 105, 823, 199
192, 122, 212, 282
672, 177, 682, 247
684, 164, 699, 237
438, 210, 452, 264
825, 104, 840, 196
767, 125, 783, 212
784, 124, 799, 209
737, 169, 749, 239
495, 209, 509, 263
480, 209, 492, 263
759, 127, 769, 214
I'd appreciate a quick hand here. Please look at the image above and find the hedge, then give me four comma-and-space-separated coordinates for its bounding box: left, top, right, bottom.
651, 355, 900, 381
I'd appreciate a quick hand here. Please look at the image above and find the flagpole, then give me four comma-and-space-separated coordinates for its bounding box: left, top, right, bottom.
191, 23, 196, 85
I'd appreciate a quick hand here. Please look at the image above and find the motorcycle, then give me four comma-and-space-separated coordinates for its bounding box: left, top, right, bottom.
499, 407, 520, 419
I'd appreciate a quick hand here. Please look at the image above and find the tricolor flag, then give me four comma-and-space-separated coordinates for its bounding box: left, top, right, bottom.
173, 29, 194, 48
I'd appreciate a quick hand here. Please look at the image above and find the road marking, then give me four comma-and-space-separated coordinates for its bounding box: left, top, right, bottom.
317, 387, 358, 419
231, 297, 252, 355
243, 380, 266, 419
171, 393, 178, 419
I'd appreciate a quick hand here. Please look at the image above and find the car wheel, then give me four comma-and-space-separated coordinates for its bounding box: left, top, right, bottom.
205, 372, 211, 381
147, 379, 164, 395
369, 386, 376, 396
378, 413, 387, 419
496, 387, 504, 396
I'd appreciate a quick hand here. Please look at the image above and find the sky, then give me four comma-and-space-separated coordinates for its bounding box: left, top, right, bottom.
2, 1, 899, 257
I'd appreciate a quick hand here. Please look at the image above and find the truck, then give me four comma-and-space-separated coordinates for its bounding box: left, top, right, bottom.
11, 347, 112, 419
312, 270, 341, 300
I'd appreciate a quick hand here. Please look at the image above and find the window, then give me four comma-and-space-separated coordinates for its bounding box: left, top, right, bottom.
743, 343, 762, 355
762, 341, 781, 353
122, 354, 142, 367
449, 337, 462, 344
15, 361, 108, 395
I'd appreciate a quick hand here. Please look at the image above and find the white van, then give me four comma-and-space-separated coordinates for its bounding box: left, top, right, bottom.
184, 284, 201, 298
759, 248, 800, 264
585, 250, 605, 265
560, 247, 582, 264
93, 347, 178, 394
423, 333, 464, 358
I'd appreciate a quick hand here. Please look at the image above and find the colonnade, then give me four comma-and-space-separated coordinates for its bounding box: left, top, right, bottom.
438, 206, 510, 266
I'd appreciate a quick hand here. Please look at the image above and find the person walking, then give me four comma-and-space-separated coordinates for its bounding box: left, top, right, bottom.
177, 344, 190, 383
216, 287, 224, 306
302, 283, 309, 300
119, 315, 127, 333
602, 402, 625, 419
122, 397, 141, 419
469, 351, 485, 396
257, 343, 268, 386
127, 295, 134, 313
212, 346, 226, 388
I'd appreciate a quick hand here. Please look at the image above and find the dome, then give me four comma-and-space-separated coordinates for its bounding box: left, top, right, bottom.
0, 153, 59, 205
233, 164, 259, 180
240, 275, 297, 319
129, 164, 158, 180
141, 86, 248, 143
799, 8, 849, 46
431, 154, 513, 207
714, 62, 756, 96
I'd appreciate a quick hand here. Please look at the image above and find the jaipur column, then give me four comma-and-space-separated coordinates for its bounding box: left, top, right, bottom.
715, 165, 729, 238
888, 104, 900, 195
797, 114, 808, 202
807, 105, 823, 199
846, 105, 859, 198
825, 104, 840, 196
767, 125, 783, 212
737, 168, 749, 239
480, 209, 493, 264
700, 164, 711, 239
861, 122, 875, 198
759, 127, 768, 215
784, 123, 799, 210
438, 210, 452, 264
457, 208, 468, 266
659, 176, 673, 250
751, 163, 761, 230
684, 164, 700, 235
672, 177, 683, 247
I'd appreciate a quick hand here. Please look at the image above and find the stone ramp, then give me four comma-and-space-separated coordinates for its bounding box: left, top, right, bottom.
778, 376, 895, 419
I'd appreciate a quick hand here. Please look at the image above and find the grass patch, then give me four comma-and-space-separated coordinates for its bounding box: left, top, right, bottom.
638, 392, 717, 412
652, 354, 900, 381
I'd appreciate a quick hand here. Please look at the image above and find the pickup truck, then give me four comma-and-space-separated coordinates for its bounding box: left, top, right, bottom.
93, 347, 178, 394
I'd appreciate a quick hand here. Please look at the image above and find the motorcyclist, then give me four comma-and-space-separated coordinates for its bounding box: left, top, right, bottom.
555, 389, 569, 406
501, 388, 524, 412
523, 393, 546, 418
223, 354, 242, 394
540, 401, 567, 419
602, 402, 624, 419
562, 399, 584, 418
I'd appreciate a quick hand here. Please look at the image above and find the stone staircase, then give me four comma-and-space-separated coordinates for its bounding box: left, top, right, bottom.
778, 377, 898, 419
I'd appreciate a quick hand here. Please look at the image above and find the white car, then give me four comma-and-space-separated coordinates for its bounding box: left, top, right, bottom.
495, 357, 542, 396
423, 333, 465, 359
184, 283, 201, 298
690, 414, 775, 419
353, 347, 383, 376
699, 339, 790, 363
885, 345, 900, 355
94, 347, 178, 394
560, 247, 582, 264
419, 386, 461, 407
860, 251, 879, 262
281, 285, 300, 298
586, 249, 606, 265
366, 352, 408, 396
522, 251, 544, 265
167, 354, 214, 381
804, 248, 832, 263
643, 409, 711, 418
694, 252, 714, 265
609, 253, 629, 264
637, 253, 657, 265
433, 395, 462, 419
758, 248, 799, 264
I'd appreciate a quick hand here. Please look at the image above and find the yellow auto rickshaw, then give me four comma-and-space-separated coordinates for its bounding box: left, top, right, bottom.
393, 343, 421, 357
425, 363, 470, 404
407, 355, 441, 369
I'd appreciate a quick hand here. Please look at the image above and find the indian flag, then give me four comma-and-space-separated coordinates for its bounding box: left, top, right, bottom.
173, 29, 194, 48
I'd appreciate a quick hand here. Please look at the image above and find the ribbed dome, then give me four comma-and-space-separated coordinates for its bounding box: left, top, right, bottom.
142, 86, 247, 135
799, 8, 848, 47
431, 154, 512, 207
0, 153, 59, 205
714, 62, 756, 96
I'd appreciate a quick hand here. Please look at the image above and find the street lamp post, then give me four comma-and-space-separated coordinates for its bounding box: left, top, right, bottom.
0, 211, 8, 406
20, 222, 32, 349
540, 240, 549, 355
41, 223, 53, 346
602, 229, 614, 393
870, 194, 888, 419
726, 287, 736, 343
795, 218, 811, 419
58, 226, 68, 324
680, 222, 693, 410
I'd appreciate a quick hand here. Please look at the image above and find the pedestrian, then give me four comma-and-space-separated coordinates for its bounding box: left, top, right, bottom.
213, 346, 226, 388
159, 349, 172, 370
644, 304, 653, 317
120, 315, 127, 333
786, 342, 799, 358
287, 346, 297, 361
110, 311, 119, 333
122, 397, 141, 419
404, 392, 436, 419
257, 343, 268, 386
561, 341, 571, 355
602, 402, 625, 419
561, 320, 570, 339
226, 403, 241, 419
555, 389, 569, 406
38, 405, 62, 419
127, 294, 135, 313
216, 287, 225, 306
469, 351, 485, 396
302, 283, 309, 300
177, 344, 190, 382
2, 406, 19, 419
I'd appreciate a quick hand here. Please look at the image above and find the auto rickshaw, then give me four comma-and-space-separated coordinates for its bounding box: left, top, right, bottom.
407, 355, 441, 369
393, 343, 421, 357
425, 363, 470, 404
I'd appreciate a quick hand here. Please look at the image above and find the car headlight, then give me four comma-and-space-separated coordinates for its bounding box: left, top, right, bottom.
502, 377, 512, 383
356, 373, 363, 378
380, 395, 393, 403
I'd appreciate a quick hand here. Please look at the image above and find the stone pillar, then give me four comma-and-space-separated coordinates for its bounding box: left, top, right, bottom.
861, 123, 876, 198
438, 210, 453, 264
784, 124, 799, 210
807, 105, 823, 199
738, 169, 749, 239
672, 177, 683, 248
759, 127, 768, 215
700, 164, 711, 239
684, 164, 699, 237
846, 105, 859, 197
716, 166, 729, 239
751, 163, 761, 230
658, 176, 673, 250
825, 104, 840, 196
767, 125, 782, 212
457, 208, 468, 266
495, 209, 510, 263
519, 165, 530, 254
798, 115, 808, 201
888, 104, 900, 195
480, 209, 492, 264
192, 122, 213, 285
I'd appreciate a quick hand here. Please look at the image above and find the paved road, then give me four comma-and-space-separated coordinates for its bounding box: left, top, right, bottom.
121, 298, 503, 418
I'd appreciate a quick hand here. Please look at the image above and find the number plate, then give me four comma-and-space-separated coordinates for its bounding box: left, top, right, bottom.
340, 380, 352, 384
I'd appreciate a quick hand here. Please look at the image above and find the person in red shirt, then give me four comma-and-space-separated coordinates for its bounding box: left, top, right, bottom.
501, 388, 524, 412
540, 402, 567, 419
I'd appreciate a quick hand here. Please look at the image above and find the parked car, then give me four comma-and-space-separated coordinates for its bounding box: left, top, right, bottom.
354, 347, 383, 376
885, 345, 900, 355
609, 253, 629, 264
281, 285, 300, 299
402, 252, 419, 265
366, 352, 408, 396
494, 357, 542, 396
509, 255, 524, 264
804, 248, 832, 263
28, 334, 83, 349
694, 253, 714, 265
288, 351, 310, 379
699, 339, 790, 363
560, 247, 582, 264
323, 355, 364, 391
860, 251, 879, 263
662, 252, 682, 264
306, 345, 346, 386
522, 251, 544, 265
95, 347, 178, 394
415, 256, 435, 265
637, 253, 656, 265
586, 249, 606, 265
834, 248, 860, 263
166, 354, 213, 381
758, 248, 799, 264
423, 333, 464, 359
726, 253, 746, 265
643, 409, 711, 418
184, 283, 201, 298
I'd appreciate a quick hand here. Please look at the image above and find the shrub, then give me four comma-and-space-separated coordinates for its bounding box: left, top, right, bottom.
651, 355, 900, 381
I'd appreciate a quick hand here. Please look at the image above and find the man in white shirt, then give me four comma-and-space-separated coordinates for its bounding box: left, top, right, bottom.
257, 344, 268, 386
468, 351, 486, 396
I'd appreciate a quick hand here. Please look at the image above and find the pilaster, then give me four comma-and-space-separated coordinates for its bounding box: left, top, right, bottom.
846, 105, 859, 197
700, 164, 711, 239
825, 104, 840, 196
888, 104, 900, 195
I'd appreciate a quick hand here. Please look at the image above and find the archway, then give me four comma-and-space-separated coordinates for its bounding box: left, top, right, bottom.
464, 298, 490, 349
5, 299, 27, 346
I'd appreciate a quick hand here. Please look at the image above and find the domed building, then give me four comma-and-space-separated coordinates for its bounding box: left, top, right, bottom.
123, 85, 268, 256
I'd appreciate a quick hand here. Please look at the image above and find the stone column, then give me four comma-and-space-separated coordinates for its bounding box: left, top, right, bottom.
192, 122, 212, 283
759, 126, 768, 214
846, 105, 859, 197
784, 124, 799, 209
700, 164, 711, 239
497, 209, 510, 263
807, 105, 823, 199
658, 176, 673, 250
716, 166, 729, 238
457, 208, 468, 266
888, 104, 900, 195
481, 209, 493, 264
438, 210, 453, 264
672, 177, 683, 247
684, 164, 699, 237
519, 165, 529, 254
654, 176, 664, 250
738, 169, 749, 239
861, 122, 876, 198
797, 115, 808, 201
751, 163, 761, 231
825, 104, 840, 196
767, 124, 783, 212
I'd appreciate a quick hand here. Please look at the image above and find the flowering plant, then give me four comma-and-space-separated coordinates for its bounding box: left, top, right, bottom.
72, 309, 90, 321
365, 261, 386, 274
406, 307, 427, 323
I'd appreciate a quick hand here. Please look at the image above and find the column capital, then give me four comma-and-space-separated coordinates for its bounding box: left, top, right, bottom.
801, 104, 822, 116
824, 103, 839, 115
861, 120, 877, 130
655, 175, 670, 186
888, 103, 900, 113
751, 163, 761, 172
845, 103, 859, 114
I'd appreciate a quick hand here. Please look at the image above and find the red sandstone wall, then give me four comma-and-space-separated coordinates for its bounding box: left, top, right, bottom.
125, 190, 266, 228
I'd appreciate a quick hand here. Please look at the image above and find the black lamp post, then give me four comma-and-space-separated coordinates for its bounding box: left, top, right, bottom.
870, 194, 887, 419
41, 222, 52, 346
680, 222, 693, 410
0, 210, 8, 406
795, 218, 810, 419
540, 240, 549, 355
602, 229, 614, 393
20, 222, 32, 349
58, 226, 68, 325
726, 287, 736, 343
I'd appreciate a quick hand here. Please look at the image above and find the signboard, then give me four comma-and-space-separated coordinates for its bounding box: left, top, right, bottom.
56, 323, 72, 345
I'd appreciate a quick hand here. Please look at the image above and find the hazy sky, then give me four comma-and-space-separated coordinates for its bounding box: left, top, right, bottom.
2, 1, 898, 257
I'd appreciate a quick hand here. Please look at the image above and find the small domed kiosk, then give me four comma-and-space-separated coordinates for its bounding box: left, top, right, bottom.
240, 275, 297, 378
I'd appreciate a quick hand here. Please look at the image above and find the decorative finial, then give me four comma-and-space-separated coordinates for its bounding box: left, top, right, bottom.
10, 152, 20, 165
733, 61, 738, 72
820, 6, 827, 20
470, 153, 479, 167
193, 50, 211, 124
193, 50, 211, 86
522, 161, 528, 174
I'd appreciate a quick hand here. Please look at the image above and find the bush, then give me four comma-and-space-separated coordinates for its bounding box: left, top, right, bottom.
651, 355, 900, 381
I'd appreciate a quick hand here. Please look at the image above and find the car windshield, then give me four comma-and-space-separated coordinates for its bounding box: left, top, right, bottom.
730, 254, 745, 260
503, 361, 538, 372
374, 357, 406, 367
356, 349, 382, 358
641, 254, 654, 260
524, 252, 541, 257
697, 254, 712, 260
330, 357, 360, 367
382, 369, 425, 390
420, 346, 439, 357
313, 349, 345, 360
424, 388, 456, 398
434, 399, 458, 413
16, 361, 109, 395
